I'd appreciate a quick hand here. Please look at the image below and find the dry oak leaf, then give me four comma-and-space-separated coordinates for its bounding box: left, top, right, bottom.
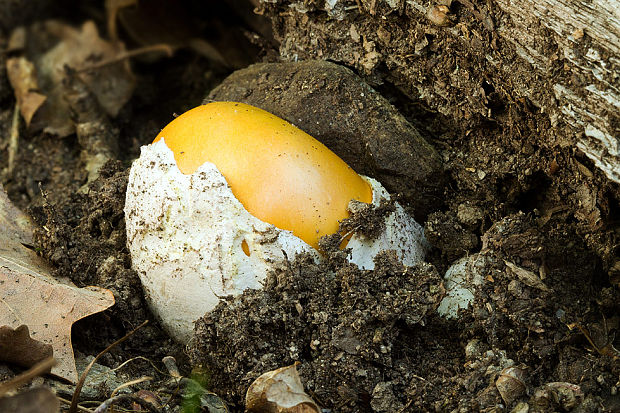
0, 325, 53, 368
5, 57, 47, 127
6, 20, 135, 137
0, 184, 115, 383
246, 362, 320, 413
38, 20, 135, 118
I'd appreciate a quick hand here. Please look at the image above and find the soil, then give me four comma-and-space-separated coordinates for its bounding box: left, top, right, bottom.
0, 1, 619, 412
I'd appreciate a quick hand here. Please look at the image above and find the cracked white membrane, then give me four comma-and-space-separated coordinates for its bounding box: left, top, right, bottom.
125, 139, 427, 342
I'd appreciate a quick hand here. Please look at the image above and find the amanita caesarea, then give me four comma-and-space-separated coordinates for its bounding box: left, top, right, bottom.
125, 102, 427, 342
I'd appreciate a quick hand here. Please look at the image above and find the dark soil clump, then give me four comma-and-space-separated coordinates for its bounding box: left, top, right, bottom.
188, 252, 444, 411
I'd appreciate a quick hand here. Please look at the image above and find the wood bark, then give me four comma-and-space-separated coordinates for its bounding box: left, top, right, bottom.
260, 0, 620, 182
492, 0, 619, 181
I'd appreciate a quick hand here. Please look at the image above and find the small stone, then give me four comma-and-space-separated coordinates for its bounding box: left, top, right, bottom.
427, 4, 451, 26
50, 354, 127, 401
464, 338, 488, 360
370, 382, 404, 412
457, 203, 484, 226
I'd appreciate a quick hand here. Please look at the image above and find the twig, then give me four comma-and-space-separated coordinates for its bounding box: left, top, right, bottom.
76, 44, 174, 73
69, 320, 149, 413
0, 357, 56, 397
338, 227, 359, 245
105, 0, 137, 44
110, 376, 153, 397
7, 101, 20, 177
93, 394, 162, 413
110, 356, 168, 376
57, 396, 94, 413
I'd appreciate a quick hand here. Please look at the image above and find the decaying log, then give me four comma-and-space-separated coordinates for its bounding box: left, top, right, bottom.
259, 0, 619, 182
492, 0, 619, 181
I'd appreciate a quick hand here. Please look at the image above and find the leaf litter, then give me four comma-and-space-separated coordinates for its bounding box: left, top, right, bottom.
6, 20, 135, 137
0, 325, 52, 368
245, 363, 320, 413
0, 184, 115, 383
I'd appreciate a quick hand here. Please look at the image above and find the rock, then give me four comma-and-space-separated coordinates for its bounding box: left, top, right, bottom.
370, 381, 404, 412
437, 254, 488, 319
50, 354, 128, 401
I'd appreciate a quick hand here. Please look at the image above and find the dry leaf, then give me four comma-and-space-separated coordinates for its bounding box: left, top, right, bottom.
0, 325, 53, 368
246, 363, 320, 413
0, 387, 60, 413
5, 57, 47, 126
39, 20, 134, 118
0, 182, 38, 261
504, 261, 551, 292
6, 20, 135, 136
0, 184, 115, 383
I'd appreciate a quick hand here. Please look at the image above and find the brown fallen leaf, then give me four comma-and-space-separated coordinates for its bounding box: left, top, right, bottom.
6, 20, 135, 137
0, 325, 53, 368
5, 57, 47, 127
0, 183, 32, 238
0, 184, 115, 383
504, 261, 551, 292
0, 387, 60, 413
39, 20, 134, 118
246, 363, 320, 413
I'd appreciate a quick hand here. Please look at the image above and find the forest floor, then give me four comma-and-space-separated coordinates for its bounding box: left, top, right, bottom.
0, 1, 618, 412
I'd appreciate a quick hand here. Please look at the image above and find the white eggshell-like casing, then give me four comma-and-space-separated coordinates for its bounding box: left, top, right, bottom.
346, 179, 427, 270
437, 254, 487, 319
125, 139, 427, 342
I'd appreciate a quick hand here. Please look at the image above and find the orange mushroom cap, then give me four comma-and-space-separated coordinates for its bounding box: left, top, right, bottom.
154, 102, 372, 250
